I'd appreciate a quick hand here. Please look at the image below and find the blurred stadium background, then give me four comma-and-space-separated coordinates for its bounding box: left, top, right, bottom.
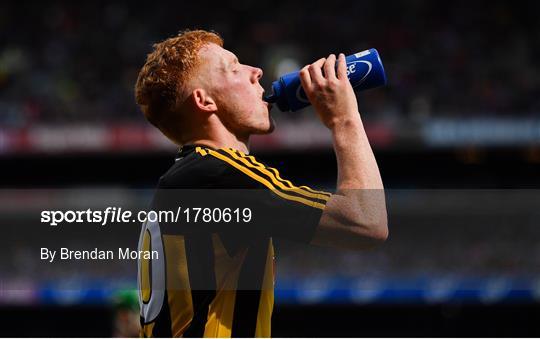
2, 0, 540, 336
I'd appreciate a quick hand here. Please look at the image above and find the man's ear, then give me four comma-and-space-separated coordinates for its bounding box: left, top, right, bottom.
192, 88, 218, 113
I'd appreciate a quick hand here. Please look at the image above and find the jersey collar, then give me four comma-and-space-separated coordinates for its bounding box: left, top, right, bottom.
175, 144, 213, 161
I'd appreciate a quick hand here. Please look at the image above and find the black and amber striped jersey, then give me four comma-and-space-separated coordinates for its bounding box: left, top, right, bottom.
138, 145, 330, 337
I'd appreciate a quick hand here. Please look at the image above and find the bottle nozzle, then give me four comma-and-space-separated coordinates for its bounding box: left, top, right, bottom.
263, 93, 277, 103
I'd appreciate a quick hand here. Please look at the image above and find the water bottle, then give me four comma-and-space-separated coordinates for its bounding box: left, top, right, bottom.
264, 49, 387, 112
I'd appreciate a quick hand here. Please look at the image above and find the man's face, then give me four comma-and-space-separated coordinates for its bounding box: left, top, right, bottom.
196, 43, 274, 136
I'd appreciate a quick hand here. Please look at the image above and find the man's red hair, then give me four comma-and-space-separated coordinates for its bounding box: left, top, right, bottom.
135, 29, 223, 144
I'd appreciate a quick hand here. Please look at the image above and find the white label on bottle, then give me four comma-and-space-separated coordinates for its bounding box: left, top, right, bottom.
354, 50, 371, 58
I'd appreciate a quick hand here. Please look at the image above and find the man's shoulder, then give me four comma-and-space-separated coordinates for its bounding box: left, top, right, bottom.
158, 146, 267, 189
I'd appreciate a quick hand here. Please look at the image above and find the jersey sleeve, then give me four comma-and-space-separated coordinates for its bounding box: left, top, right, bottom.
205, 147, 332, 243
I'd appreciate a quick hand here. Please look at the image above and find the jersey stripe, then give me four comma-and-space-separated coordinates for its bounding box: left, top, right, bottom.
232, 149, 332, 198
204, 234, 244, 337
231, 239, 268, 337
221, 148, 330, 202
183, 234, 217, 337
206, 149, 326, 210
163, 235, 194, 337
140, 230, 152, 304
140, 321, 155, 337
195, 146, 208, 156
255, 240, 274, 337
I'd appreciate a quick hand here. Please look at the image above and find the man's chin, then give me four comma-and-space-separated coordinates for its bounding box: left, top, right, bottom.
246, 117, 275, 135
254, 118, 275, 135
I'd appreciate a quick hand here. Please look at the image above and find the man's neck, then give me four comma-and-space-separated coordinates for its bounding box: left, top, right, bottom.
183, 114, 250, 154
186, 134, 250, 154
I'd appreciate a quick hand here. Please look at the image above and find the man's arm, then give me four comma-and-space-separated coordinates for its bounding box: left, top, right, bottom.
299, 53, 388, 250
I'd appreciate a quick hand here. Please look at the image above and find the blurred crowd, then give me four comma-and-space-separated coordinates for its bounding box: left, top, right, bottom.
1, 0, 539, 128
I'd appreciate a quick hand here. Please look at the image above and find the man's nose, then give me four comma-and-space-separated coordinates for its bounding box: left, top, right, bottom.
251, 67, 263, 82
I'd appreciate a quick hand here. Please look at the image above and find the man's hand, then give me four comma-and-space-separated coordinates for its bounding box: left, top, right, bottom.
299, 53, 359, 129
300, 54, 388, 250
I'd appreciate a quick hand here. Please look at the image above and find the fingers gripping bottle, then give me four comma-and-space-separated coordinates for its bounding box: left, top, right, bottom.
264, 49, 387, 112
